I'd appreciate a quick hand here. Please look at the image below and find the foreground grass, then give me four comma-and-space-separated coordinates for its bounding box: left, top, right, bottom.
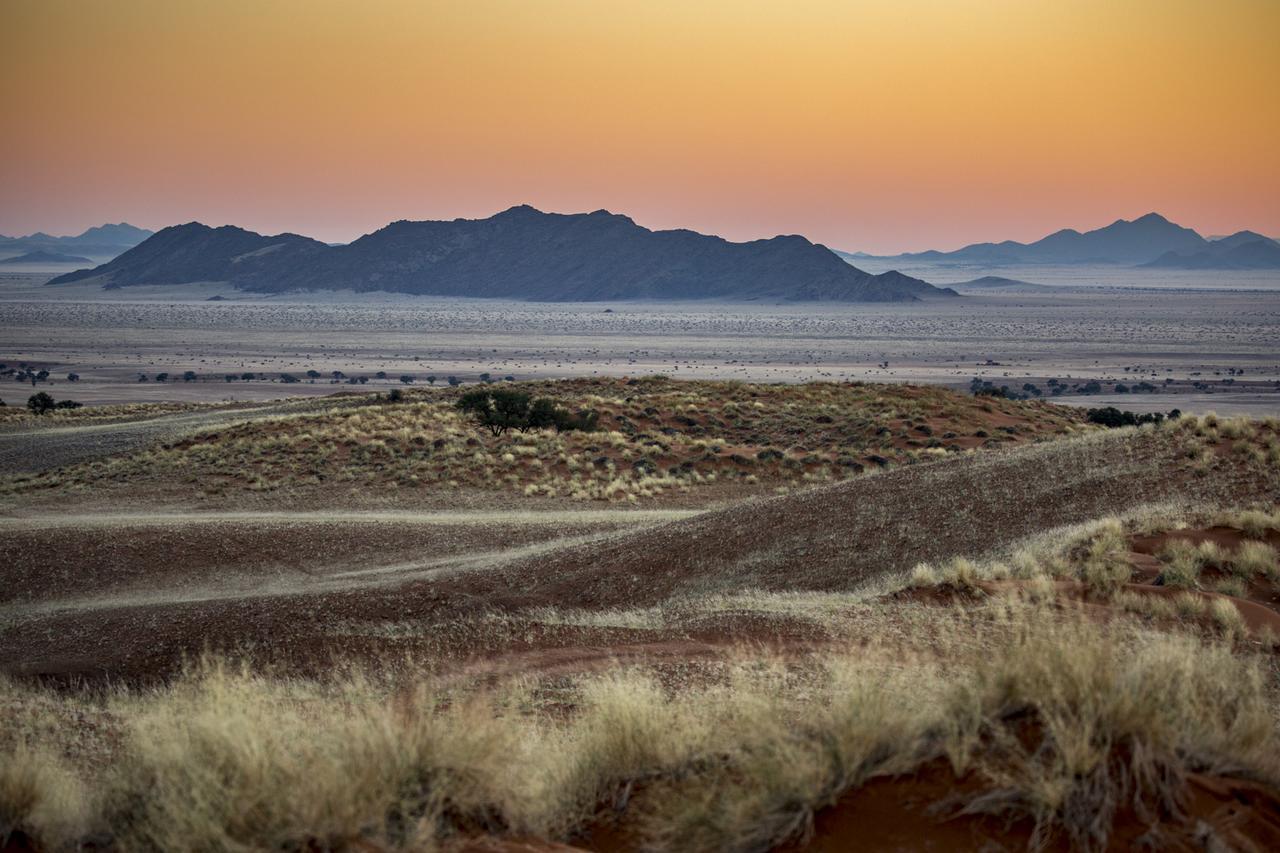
3, 605, 1276, 852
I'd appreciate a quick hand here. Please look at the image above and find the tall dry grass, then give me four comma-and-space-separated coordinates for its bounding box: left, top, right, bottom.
2, 605, 1276, 852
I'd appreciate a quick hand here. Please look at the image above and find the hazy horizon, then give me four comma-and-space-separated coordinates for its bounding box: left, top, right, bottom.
2, 0, 1277, 254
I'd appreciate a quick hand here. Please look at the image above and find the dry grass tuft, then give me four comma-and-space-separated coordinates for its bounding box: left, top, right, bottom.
0, 746, 88, 849
3, 609, 1275, 852
1077, 518, 1132, 598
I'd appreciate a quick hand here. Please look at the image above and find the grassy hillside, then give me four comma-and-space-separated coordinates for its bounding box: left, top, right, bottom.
2, 378, 1083, 505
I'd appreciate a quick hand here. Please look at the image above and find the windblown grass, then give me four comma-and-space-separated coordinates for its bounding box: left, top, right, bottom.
2, 607, 1275, 852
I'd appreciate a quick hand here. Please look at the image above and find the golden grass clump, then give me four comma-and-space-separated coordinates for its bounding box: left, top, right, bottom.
0, 746, 89, 849
1157, 540, 1203, 589
1233, 540, 1279, 579
5, 609, 1276, 853
1077, 519, 1132, 597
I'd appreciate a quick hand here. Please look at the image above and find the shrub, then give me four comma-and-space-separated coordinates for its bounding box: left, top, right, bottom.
26, 392, 55, 415
1085, 407, 1170, 428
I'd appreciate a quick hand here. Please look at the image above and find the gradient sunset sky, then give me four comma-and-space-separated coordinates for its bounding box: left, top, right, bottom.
2, 0, 1277, 253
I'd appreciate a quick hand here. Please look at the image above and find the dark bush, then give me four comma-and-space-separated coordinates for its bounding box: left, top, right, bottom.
457, 389, 597, 436
1085, 407, 1172, 428
27, 392, 55, 414
456, 388, 531, 436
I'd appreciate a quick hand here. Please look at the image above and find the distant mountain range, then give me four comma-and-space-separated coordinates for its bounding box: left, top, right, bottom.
0, 223, 153, 260
50, 206, 955, 302
0, 250, 94, 265
849, 213, 1280, 268
1142, 231, 1280, 270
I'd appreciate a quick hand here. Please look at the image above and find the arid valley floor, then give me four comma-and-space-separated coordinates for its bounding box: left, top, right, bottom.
3, 268, 1280, 851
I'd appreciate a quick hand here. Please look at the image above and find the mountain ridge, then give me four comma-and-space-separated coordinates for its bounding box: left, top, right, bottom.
1143, 232, 1280, 270
50, 206, 956, 302
844, 213, 1277, 266
0, 222, 153, 259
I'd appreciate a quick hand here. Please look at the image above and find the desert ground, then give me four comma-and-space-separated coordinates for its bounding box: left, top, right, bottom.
2, 367, 1280, 851
3, 271, 1280, 851
3, 269, 1278, 414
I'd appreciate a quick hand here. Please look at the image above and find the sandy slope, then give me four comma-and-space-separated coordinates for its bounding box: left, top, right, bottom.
2, 424, 1272, 683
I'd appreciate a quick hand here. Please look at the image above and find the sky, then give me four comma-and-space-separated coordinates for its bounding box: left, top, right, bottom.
1, 0, 1277, 253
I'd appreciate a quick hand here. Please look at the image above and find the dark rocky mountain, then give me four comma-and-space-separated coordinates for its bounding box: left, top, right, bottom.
50, 222, 328, 289
1143, 232, 1280, 270
860, 213, 1212, 265
0, 222, 153, 259
0, 250, 93, 265
51, 206, 955, 302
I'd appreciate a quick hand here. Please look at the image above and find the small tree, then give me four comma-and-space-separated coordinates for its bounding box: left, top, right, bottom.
426, 375, 437, 385
27, 392, 55, 415
527, 398, 559, 430
456, 388, 533, 437
399, 374, 415, 384
447, 376, 460, 387
67, 372, 80, 382
155, 372, 169, 382
183, 371, 197, 382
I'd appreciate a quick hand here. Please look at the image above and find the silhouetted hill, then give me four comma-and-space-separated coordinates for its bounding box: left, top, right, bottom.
0, 250, 93, 265
0, 222, 153, 259
49, 223, 328, 288
1208, 230, 1277, 250
51, 206, 955, 302
865, 213, 1211, 265
1143, 233, 1280, 270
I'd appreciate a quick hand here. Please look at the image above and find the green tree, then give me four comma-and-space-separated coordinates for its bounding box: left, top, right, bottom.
456, 388, 533, 436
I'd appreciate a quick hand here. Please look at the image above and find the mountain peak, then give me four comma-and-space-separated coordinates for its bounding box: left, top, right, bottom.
49, 207, 953, 302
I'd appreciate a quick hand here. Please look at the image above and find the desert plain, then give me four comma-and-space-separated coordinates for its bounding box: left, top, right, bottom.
2, 269, 1280, 852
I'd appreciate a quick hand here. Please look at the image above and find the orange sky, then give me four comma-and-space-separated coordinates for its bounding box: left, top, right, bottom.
1, 0, 1277, 252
